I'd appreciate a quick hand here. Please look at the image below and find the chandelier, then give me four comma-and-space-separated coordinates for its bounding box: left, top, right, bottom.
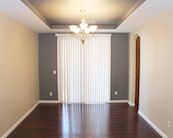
69, 10, 97, 44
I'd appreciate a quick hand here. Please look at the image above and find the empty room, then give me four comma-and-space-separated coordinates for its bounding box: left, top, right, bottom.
0, 0, 173, 138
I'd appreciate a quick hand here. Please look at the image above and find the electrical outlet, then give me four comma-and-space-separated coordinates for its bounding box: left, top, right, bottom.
114, 91, 118, 95
168, 121, 171, 128
49, 92, 53, 97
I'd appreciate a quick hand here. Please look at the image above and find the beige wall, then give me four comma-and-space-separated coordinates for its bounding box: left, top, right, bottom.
129, 8, 173, 137
0, 14, 39, 137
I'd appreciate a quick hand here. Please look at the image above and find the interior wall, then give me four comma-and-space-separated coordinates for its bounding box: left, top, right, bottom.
0, 14, 39, 137
39, 33, 129, 101
129, 8, 173, 137
39, 34, 57, 100
111, 34, 129, 100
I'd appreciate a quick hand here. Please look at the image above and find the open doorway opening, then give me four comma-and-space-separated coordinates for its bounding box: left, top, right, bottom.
135, 36, 140, 111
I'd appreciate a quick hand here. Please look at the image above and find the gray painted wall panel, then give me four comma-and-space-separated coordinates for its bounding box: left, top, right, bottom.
111, 34, 129, 100
39, 34, 58, 100
39, 33, 128, 100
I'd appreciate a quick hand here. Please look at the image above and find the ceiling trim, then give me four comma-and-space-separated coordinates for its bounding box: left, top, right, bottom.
51, 24, 117, 30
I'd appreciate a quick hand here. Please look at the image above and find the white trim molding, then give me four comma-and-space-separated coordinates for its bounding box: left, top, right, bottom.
138, 111, 168, 138
2, 102, 39, 138
39, 100, 60, 104
109, 100, 128, 103
128, 101, 135, 106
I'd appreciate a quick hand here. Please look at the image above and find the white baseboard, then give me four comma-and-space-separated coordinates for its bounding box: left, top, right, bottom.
39, 100, 60, 103
109, 100, 128, 103
2, 102, 39, 138
138, 111, 168, 138
128, 101, 135, 106
40, 100, 128, 104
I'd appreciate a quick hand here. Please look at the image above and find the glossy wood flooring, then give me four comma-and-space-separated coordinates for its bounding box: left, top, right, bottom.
8, 104, 161, 138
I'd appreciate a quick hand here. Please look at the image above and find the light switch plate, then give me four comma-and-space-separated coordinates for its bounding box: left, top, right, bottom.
53, 70, 56, 75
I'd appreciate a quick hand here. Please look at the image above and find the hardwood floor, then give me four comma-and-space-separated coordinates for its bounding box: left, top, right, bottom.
8, 104, 161, 138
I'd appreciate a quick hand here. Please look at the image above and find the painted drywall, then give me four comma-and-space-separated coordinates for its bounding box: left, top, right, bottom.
39, 34, 57, 100
0, 13, 39, 137
129, 8, 173, 137
39, 33, 128, 100
111, 34, 128, 100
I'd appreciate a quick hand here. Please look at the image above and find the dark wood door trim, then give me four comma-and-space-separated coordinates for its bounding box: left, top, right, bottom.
135, 36, 140, 111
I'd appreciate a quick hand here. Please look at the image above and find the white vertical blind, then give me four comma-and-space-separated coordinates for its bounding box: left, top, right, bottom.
57, 35, 83, 103
84, 35, 111, 103
57, 34, 111, 104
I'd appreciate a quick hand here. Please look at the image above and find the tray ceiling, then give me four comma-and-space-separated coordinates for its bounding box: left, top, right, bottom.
21, 0, 145, 29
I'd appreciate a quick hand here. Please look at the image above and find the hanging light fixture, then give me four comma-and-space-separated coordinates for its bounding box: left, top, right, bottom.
69, 10, 97, 44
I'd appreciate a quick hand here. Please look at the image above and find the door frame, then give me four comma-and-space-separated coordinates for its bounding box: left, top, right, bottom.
135, 36, 140, 111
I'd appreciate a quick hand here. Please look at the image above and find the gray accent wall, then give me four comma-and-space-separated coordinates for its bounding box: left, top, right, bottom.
39, 33, 128, 100
111, 34, 129, 100
39, 34, 58, 100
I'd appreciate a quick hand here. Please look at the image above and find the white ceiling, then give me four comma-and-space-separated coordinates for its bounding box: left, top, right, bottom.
0, 0, 173, 33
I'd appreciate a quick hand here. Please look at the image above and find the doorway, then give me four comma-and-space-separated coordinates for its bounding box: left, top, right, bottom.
135, 36, 140, 111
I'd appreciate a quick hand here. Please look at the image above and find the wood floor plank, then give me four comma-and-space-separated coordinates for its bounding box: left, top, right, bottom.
8, 104, 161, 138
